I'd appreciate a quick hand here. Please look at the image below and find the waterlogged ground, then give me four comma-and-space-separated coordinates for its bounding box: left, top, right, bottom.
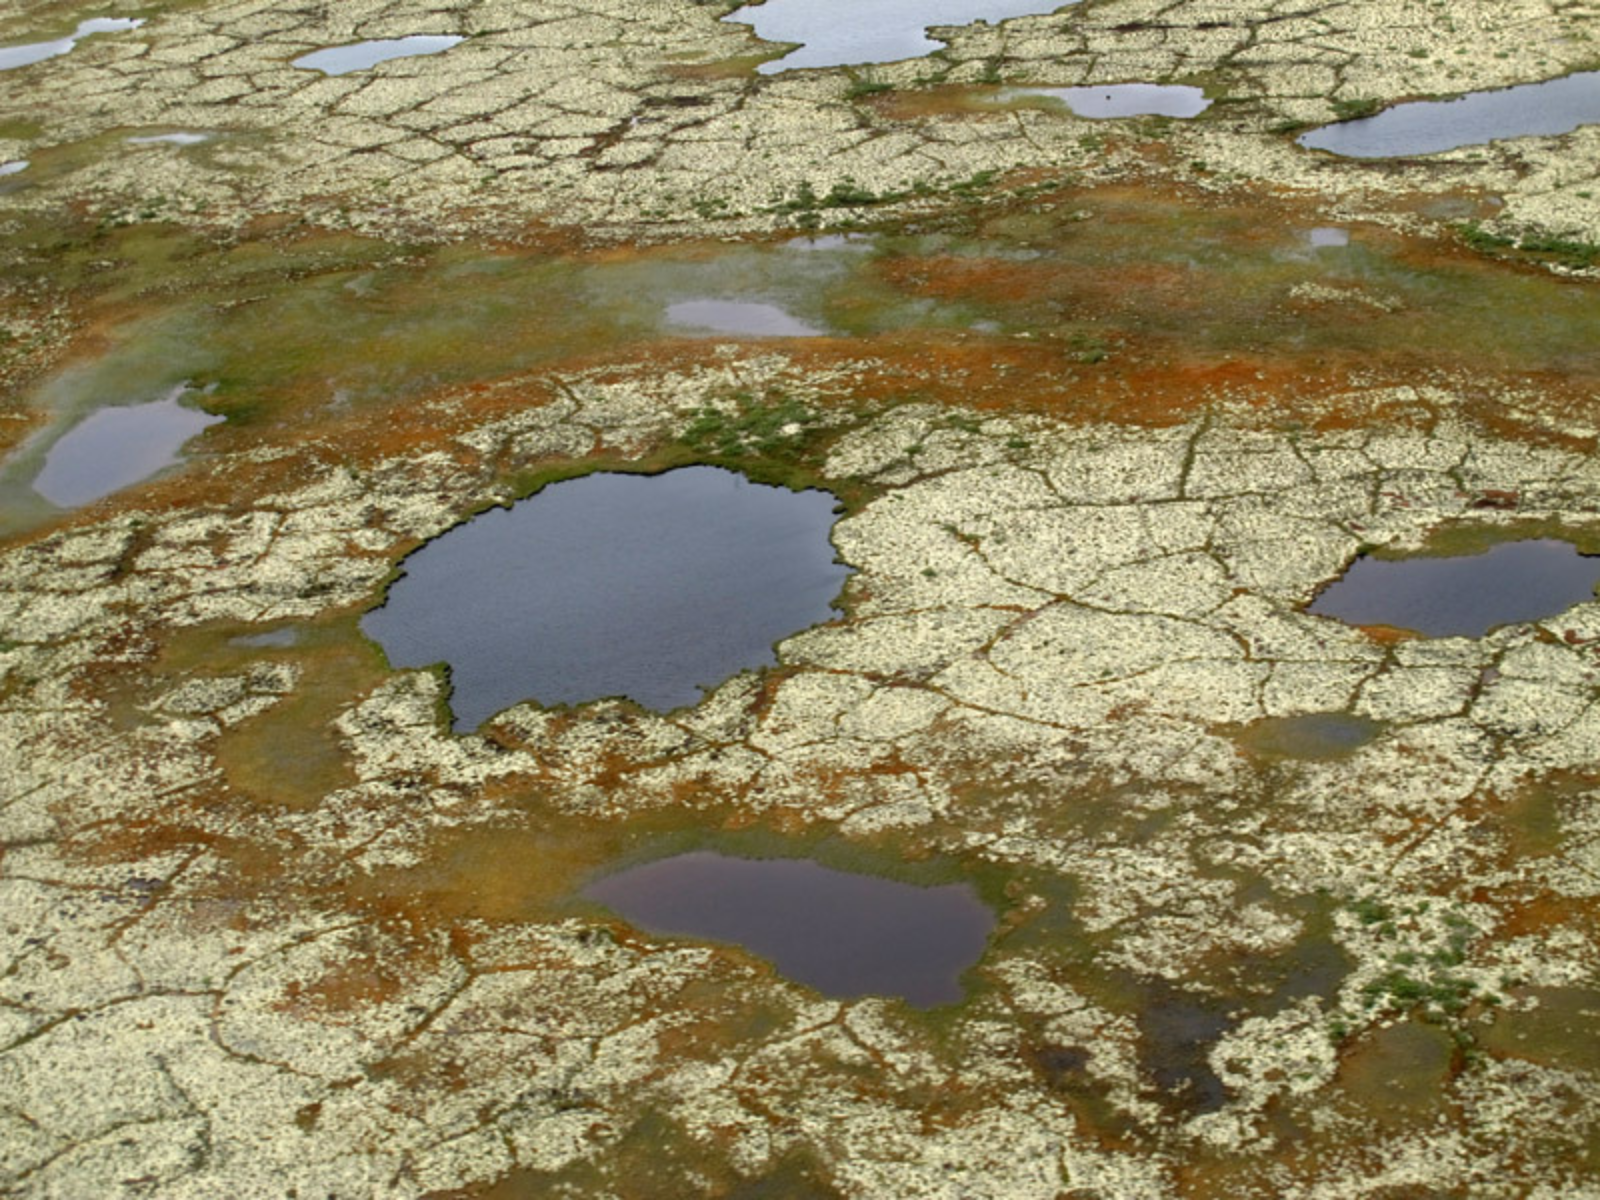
1, 0, 1600, 1197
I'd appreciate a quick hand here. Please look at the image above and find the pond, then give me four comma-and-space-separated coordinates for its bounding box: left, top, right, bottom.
665, 298, 825, 337
1298, 70, 1600, 158
30, 390, 224, 508
292, 35, 463, 76
0, 161, 26, 177
1000, 83, 1211, 119
1308, 537, 1600, 637
0, 17, 142, 71
362, 467, 851, 729
724, 0, 1071, 74
584, 851, 994, 1006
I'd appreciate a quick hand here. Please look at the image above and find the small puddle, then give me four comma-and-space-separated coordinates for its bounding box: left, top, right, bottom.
1308, 226, 1350, 248
1238, 713, 1383, 760
362, 467, 850, 729
127, 132, 213, 147
1137, 981, 1231, 1112
0, 160, 27, 176
583, 851, 994, 1006
230, 627, 302, 649
725, 0, 1073, 74
665, 298, 824, 337
30, 390, 224, 508
1309, 538, 1600, 638
1299, 70, 1600, 157
1000, 84, 1211, 119
292, 35, 463, 76
0, 17, 143, 71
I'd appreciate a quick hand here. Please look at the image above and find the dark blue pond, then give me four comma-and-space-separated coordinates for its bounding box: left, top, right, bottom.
585, 852, 995, 1006
362, 467, 850, 728
1308, 538, 1600, 637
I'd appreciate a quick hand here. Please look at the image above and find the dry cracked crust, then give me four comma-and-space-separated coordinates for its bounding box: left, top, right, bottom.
0, 0, 1595, 246
2, 0, 1600, 1195
1, 358, 1599, 1196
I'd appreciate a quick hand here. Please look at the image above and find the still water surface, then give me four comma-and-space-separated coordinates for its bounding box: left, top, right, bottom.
1309, 538, 1600, 637
1001, 84, 1211, 118
363, 467, 850, 728
1299, 71, 1600, 157
31, 391, 223, 508
585, 851, 994, 1006
726, 0, 1070, 73
292, 36, 463, 75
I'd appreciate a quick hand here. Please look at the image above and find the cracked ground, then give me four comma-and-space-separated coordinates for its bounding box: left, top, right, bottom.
1, 0, 1599, 1196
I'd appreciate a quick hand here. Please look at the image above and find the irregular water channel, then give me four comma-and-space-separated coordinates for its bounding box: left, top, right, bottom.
1299, 70, 1600, 157
725, 0, 1071, 73
1309, 537, 1600, 637
0, 17, 142, 71
584, 851, 994, 1006
362, 467, 850, 729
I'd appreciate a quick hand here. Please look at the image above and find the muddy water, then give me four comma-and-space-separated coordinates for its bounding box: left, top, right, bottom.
291, 36, 463, 76
1001, 84, 1211, 118
1238, 713, 1383, 760
725, 0, 1072, 73
16, 187, 1600, 537
665, 298, 824, 336
30, 390, 223, 508
362, 467, 850, 728
584, 851, 994, 1006
1300, 70, 1600, 157
1309, 538, 1600, 637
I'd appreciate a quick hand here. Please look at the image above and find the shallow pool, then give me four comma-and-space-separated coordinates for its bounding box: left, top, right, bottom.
1298, 71, 1600, 157
31, 390, 224, 508
725, 0, 1071, 74
1001, 83, 1211, 119
584, 851, 994, 1006
292, 35, 463, 76
1308, 537, 1600, 637
0, 17, 142, 72
362, 467, 850, 728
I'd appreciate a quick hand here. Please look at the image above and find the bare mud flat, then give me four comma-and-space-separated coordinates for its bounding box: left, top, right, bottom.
1, 0, 1599, 1197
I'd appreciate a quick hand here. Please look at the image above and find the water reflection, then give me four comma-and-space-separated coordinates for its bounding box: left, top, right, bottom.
0, 17, 143, 72
1309, 538, 1600, 637
362, 467, 850, 727
585, 851, 994, 1006
31, 390, 223, 508
725, 0, 1072, 73
1299, 71, 1600, 157
1001, 83, 1211, 118
292, 35, 463, 76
